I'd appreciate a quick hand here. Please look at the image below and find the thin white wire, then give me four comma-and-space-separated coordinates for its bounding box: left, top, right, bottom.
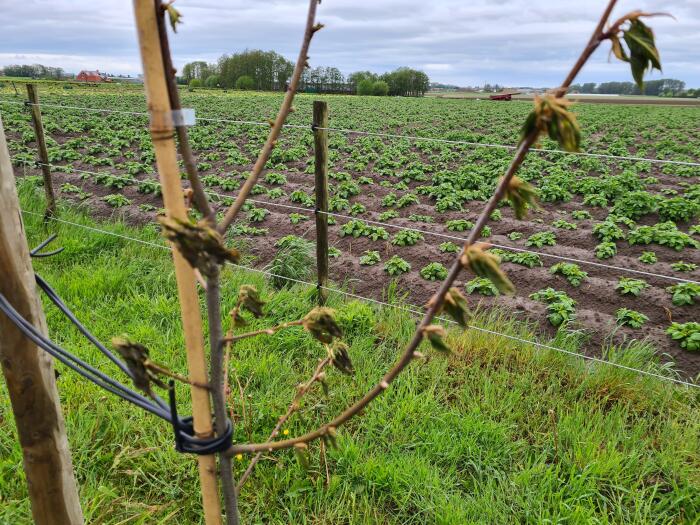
25, 160, 700, 285
317, 126, 700, 167
197, 115, 309, 130
3, 99, 699, 167
1, 100, 308, 130
317, 210, 700, 285
22, 209, 699, 389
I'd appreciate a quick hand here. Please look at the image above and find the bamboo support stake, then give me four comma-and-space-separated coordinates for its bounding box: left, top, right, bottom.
313, 101, 329, 306
0, 113, 84, 524
26, 84, 57, 219
131, 2, 222, 523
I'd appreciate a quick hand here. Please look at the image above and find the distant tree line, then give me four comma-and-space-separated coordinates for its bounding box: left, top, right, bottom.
180, 50, 430, 96
348, 69, 430, 97
1, 64, 65, 79
570, 79, 698, 97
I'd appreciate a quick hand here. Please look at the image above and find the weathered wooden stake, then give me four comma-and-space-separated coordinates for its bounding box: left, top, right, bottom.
313, 100, 329, 306
25, 84, 57, 219
0, 114, 84, 524
132, 2, 222, 523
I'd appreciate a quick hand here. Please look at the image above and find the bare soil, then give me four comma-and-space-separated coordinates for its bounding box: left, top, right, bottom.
25, 152, 700, 379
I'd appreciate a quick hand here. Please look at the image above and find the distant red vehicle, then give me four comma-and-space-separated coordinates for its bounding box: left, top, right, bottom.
76, 70, 108, 83
489, 92, 521, 101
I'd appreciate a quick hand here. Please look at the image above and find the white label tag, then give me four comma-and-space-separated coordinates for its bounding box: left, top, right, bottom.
171, 108, 196, 126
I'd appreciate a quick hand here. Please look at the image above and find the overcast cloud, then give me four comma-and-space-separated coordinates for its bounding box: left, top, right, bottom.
1, 0, 698, 86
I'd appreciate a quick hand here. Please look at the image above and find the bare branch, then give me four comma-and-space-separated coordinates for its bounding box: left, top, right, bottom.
155, 0, 213, 223
155, 1, 237, 521
236, 356, 331, 489
221, 320, 304, 346
224, 0, 621, 456
217, 0, 321, 234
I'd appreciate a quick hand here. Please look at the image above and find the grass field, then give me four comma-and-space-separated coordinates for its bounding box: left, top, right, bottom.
1, 173, 699, 523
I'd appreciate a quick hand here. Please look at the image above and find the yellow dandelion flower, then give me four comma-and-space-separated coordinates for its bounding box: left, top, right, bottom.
235, 453, 243, 461
283, 429, 290, 436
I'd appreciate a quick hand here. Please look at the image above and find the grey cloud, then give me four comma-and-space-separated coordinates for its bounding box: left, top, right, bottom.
0, 0, 698, 86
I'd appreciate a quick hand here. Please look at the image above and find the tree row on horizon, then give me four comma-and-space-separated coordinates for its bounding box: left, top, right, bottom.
181, 49, 430, 96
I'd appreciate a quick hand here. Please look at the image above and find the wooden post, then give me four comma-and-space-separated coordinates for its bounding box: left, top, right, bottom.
132, 2, 222, 524
25, 84, 57, 219
0, 115, 84, 524
313, 101, 329, 306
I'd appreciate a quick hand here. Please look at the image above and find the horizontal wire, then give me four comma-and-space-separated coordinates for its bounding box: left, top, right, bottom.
22, 160, 699, 285
22, 209, 699, 389
0, 99, 307, 130
3, 99, 699, 167
317, 126, 700, 167
315, 210, 700, 285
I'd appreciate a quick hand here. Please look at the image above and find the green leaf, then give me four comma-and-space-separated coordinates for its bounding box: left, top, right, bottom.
622, 19, 662, 89
504, 176, 539, 219
330, 342, 354, 375
521, 110, 538, 140
610, 34, 629, 62
293, 443, 310, 471
302, 307, 343, 344
166, 3, 183, 33
441, 288, 471, 328
422, 325, 451, 353
461, 245, 515, 295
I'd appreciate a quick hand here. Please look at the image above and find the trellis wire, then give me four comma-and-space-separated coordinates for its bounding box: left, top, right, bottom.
315, 209, 700, 285
2, 99, 700, 167
21, 209, 699, 390
316, 126, 700, 168
23, 160, 700, 286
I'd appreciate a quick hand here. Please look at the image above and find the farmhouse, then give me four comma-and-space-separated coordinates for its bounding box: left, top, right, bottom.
76, 70, 107, 82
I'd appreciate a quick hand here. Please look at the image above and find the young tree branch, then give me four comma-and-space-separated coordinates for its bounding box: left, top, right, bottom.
155, 0, 214, 223
221, 320, 304, 346
236, 356, 331, 490
206, 270, 239, 525
216, 0, 321, 234
224, 0, 621, 456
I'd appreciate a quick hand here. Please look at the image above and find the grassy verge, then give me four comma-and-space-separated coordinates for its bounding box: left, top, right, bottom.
1, 182, 699, 524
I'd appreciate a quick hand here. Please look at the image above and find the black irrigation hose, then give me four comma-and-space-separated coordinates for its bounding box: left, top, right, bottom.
0, 292, 168, 419
30, 233, 65, 258
36, 274, 136, 379
0, 271, 233, 454
35, 274, 171, 412
29, 237, 171, 409
168, 384, 234, 455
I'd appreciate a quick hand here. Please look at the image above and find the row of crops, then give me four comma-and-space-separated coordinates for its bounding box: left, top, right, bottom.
1, 82, 698, 369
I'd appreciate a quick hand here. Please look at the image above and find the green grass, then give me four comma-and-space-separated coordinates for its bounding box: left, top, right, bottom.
2, 182, 699, 523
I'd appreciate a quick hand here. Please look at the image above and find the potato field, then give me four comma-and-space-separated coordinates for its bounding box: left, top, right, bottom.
1, 82, 698, 375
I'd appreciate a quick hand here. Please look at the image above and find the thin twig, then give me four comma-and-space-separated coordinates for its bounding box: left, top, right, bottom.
320, 440, 330, 487
221, 320, 304, 346
224, 0, 621, 456
146, 360, 210, 389
232, 372, 251, 442
217, 0, 321, 234
223, 305, 252, 442
236, 357, 331, 490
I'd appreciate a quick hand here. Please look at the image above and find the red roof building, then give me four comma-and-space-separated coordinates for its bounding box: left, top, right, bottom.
76, 70, 107, 83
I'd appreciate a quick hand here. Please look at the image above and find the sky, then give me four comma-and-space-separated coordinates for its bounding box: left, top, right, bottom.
1, 0, 699, 87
